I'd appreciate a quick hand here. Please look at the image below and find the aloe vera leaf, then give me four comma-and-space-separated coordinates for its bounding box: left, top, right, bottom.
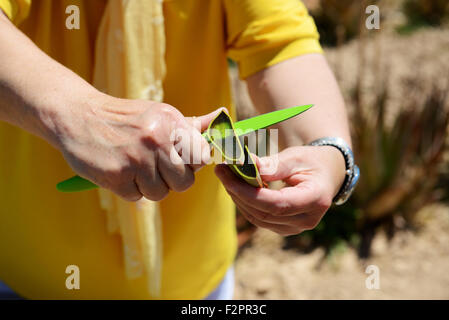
205, 110, 245, 165
206, 111, 265, 188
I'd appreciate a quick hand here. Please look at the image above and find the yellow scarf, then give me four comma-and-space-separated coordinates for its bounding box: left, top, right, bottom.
93, 0, 166, 297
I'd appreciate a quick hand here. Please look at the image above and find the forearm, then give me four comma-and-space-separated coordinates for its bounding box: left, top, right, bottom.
0, 11, 98, 148
246, 53, 351, 149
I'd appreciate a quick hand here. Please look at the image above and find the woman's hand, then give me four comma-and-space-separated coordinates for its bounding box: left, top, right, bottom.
215, 145, 346, 235
55, 92, 221, 201
0, 12, 221, 202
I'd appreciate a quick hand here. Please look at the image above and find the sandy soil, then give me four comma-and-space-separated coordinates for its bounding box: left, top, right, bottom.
234, 204, 449, 299
231, 27, 449, 300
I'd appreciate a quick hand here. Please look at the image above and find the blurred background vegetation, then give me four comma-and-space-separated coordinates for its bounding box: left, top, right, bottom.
303, 0, 449, 44
233, 0, 449, 260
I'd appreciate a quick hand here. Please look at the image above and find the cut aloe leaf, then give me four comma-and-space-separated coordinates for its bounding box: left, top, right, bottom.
229, 144, 266, 188
56, 175, 99, 192
205, 110, 265, 188
205, 110, 245, 165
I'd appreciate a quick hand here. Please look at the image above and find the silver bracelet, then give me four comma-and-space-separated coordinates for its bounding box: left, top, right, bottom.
308, 137, 360, 205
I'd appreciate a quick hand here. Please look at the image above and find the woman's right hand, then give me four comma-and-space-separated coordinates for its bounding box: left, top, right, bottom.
54, 92, 221, 201
1, 12, 220, 201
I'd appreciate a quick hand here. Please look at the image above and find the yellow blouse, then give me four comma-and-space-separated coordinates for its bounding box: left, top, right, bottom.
0, 0, 322, 299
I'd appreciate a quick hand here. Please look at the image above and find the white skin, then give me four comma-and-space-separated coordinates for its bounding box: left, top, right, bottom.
215, 53, 351, 236
0, 11, 350, 235
0, 11, 219, 201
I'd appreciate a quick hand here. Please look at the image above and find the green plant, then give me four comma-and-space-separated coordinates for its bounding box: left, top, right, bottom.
402, 0, 449, 27
305, 0, 368, 46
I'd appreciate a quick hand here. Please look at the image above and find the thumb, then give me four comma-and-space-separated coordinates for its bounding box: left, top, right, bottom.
186, 107, 229, 133
256, 149, 301, 182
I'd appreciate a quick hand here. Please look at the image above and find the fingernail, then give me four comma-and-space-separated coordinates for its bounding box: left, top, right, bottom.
219, 106, 229, 114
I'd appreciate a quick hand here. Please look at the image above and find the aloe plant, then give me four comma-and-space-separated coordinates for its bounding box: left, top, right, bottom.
305, 0, 375, 46
402, 0, 449, 28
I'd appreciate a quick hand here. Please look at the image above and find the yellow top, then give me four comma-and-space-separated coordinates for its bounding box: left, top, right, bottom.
0, 0, 322, 299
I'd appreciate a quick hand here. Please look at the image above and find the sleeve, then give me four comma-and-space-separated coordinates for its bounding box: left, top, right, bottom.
0, 0, 31, 25
223, 0, 323, 79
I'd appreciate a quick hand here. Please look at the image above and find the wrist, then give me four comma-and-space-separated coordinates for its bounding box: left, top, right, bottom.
0, 13, 104, 151
37, 83, 103, 150
308, 137, 359, 205
321, 146, 347, 197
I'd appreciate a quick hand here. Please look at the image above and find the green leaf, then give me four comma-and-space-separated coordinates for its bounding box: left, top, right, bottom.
206, 110, 265, 188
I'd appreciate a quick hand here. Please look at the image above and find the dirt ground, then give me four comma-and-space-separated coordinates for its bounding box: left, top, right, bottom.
234, 204, 449, 299
231, 27, 449, 300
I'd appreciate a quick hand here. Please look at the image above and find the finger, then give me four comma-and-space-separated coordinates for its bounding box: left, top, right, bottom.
171, 125, 210, 172
186, 107, 228, 171
229, 191, 316, 228
237, 204, 303, 236
94, 169, 143, 202
158, 148, 195, 192
229, 192, 290, 226
188, 128, 211, 172
135, 164, 169, 201
215, 164, 319, 216
109, 180, 143, 202
256, 149, 306, 182
186, 107, 229, 133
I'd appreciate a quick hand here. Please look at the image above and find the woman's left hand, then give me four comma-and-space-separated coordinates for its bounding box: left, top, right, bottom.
215, 145, 346, 236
